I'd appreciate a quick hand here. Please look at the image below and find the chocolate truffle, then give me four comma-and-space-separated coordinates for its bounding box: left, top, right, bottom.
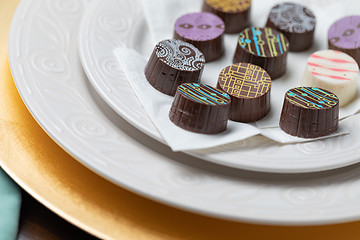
280, 87, 339, 138
301, 50, 359, 107
174, 12, 225, 62
144, 39, 205, 96
266, 2, 316, 52
328, 15, 360, 67
217, 63, 271, 122
169, 83, 231, 134
202, 0, 251, 33
233, 27, 289, 79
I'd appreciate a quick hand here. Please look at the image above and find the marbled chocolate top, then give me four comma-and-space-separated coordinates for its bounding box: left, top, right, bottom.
268, 3, 315, 34
205, 0, 251, 13
175, 12, 224, 41
178, 83, 230, 105
286, 87, 338, 109
238, 27, 289, 57
218, 63, 271, 99
328, 16, 360, 49
155, 39, 205, 71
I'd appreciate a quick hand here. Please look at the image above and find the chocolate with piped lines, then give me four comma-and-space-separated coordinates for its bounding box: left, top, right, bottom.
169, 83, 231, 134
280, 87, 339, 138
202, 0, 251, 33
301, 49, 359, 107
217, 63, 271, 122
233, 27, 289, 79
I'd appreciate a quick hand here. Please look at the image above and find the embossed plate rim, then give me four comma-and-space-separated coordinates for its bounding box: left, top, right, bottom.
9, 0, 360, 226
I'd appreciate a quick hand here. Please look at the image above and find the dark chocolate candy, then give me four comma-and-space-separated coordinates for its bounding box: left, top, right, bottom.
266, 2, 316, 52
202, 0, 251, 33
144, 39, 205, 96
169, 83, 231, 134
174, 12, 225, 62
217, 63, 271, 122
328, 15, 360, 67
233, 27, 289, 79
280, 87, 339, 138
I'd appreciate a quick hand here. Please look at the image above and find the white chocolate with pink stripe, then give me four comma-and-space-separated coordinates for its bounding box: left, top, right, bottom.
301, 50, 359, 107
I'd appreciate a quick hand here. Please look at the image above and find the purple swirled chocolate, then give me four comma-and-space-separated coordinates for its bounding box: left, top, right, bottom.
328, 16, 360, 66
328, 16, 360, 49
174, 12, 224, 41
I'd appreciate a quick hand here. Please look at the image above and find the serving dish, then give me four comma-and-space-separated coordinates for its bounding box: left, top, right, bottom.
8, 0, 360, 225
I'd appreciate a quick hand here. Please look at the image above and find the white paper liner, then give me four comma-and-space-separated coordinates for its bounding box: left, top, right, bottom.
260, 126, 348, 144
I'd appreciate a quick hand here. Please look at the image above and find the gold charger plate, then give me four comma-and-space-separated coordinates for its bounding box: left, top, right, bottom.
1, 0, 360, 239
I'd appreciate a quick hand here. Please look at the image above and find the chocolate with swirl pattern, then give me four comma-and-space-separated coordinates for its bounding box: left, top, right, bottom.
145, 39, 205, 96
266, 3, 316, 52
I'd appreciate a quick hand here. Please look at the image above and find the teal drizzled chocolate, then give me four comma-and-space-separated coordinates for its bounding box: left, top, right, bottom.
178, 83, 230, 105
169, 83, 231, 134
233, 27, 289, 79
286, 87, 338, 109
280, 87, 339, 138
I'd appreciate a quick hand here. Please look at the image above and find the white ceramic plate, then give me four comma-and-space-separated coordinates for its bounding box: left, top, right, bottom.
78, 0, 360, 173
9, 0, 360, 225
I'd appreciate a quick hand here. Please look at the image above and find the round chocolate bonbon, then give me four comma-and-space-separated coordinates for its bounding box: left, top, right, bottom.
169, 83, 231, 134
266, 2, 316, 52
174, 12, 225, 62
233, 27, 289, 79
280, 87, 339, 138
202, 0, 251, 33
144, 39, 205, 96
301, 50, 359, 107
217, 63, 271, 122
328, 15, 360, 67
